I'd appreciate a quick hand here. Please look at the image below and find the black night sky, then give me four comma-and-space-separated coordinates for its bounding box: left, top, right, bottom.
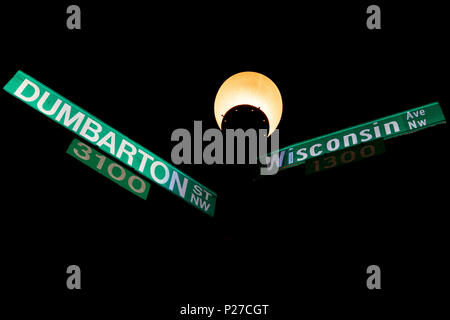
1, 1, 449, 317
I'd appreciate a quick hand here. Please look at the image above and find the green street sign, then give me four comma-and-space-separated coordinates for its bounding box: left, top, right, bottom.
268, 102, 446, 171
4, 70, 217, 216
305, 139, 385, 175
67, 139, 151, 200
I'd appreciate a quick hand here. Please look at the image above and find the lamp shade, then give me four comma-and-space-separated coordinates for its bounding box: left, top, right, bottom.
214, 71, 283, 136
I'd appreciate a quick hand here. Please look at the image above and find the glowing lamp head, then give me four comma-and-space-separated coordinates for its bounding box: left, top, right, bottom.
214, 71, 283, 136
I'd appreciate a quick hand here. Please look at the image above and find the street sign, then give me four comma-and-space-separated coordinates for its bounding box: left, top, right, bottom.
67, 139, 151, 200
4, 70, 217, 216
305, 139, 385, 175
267, 102, 446, 171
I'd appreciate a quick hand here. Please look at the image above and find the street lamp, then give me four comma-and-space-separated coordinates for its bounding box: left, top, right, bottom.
214, 71, 283, 135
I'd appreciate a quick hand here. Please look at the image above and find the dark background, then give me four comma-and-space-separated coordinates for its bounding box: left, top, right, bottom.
1, 1, 449, 317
